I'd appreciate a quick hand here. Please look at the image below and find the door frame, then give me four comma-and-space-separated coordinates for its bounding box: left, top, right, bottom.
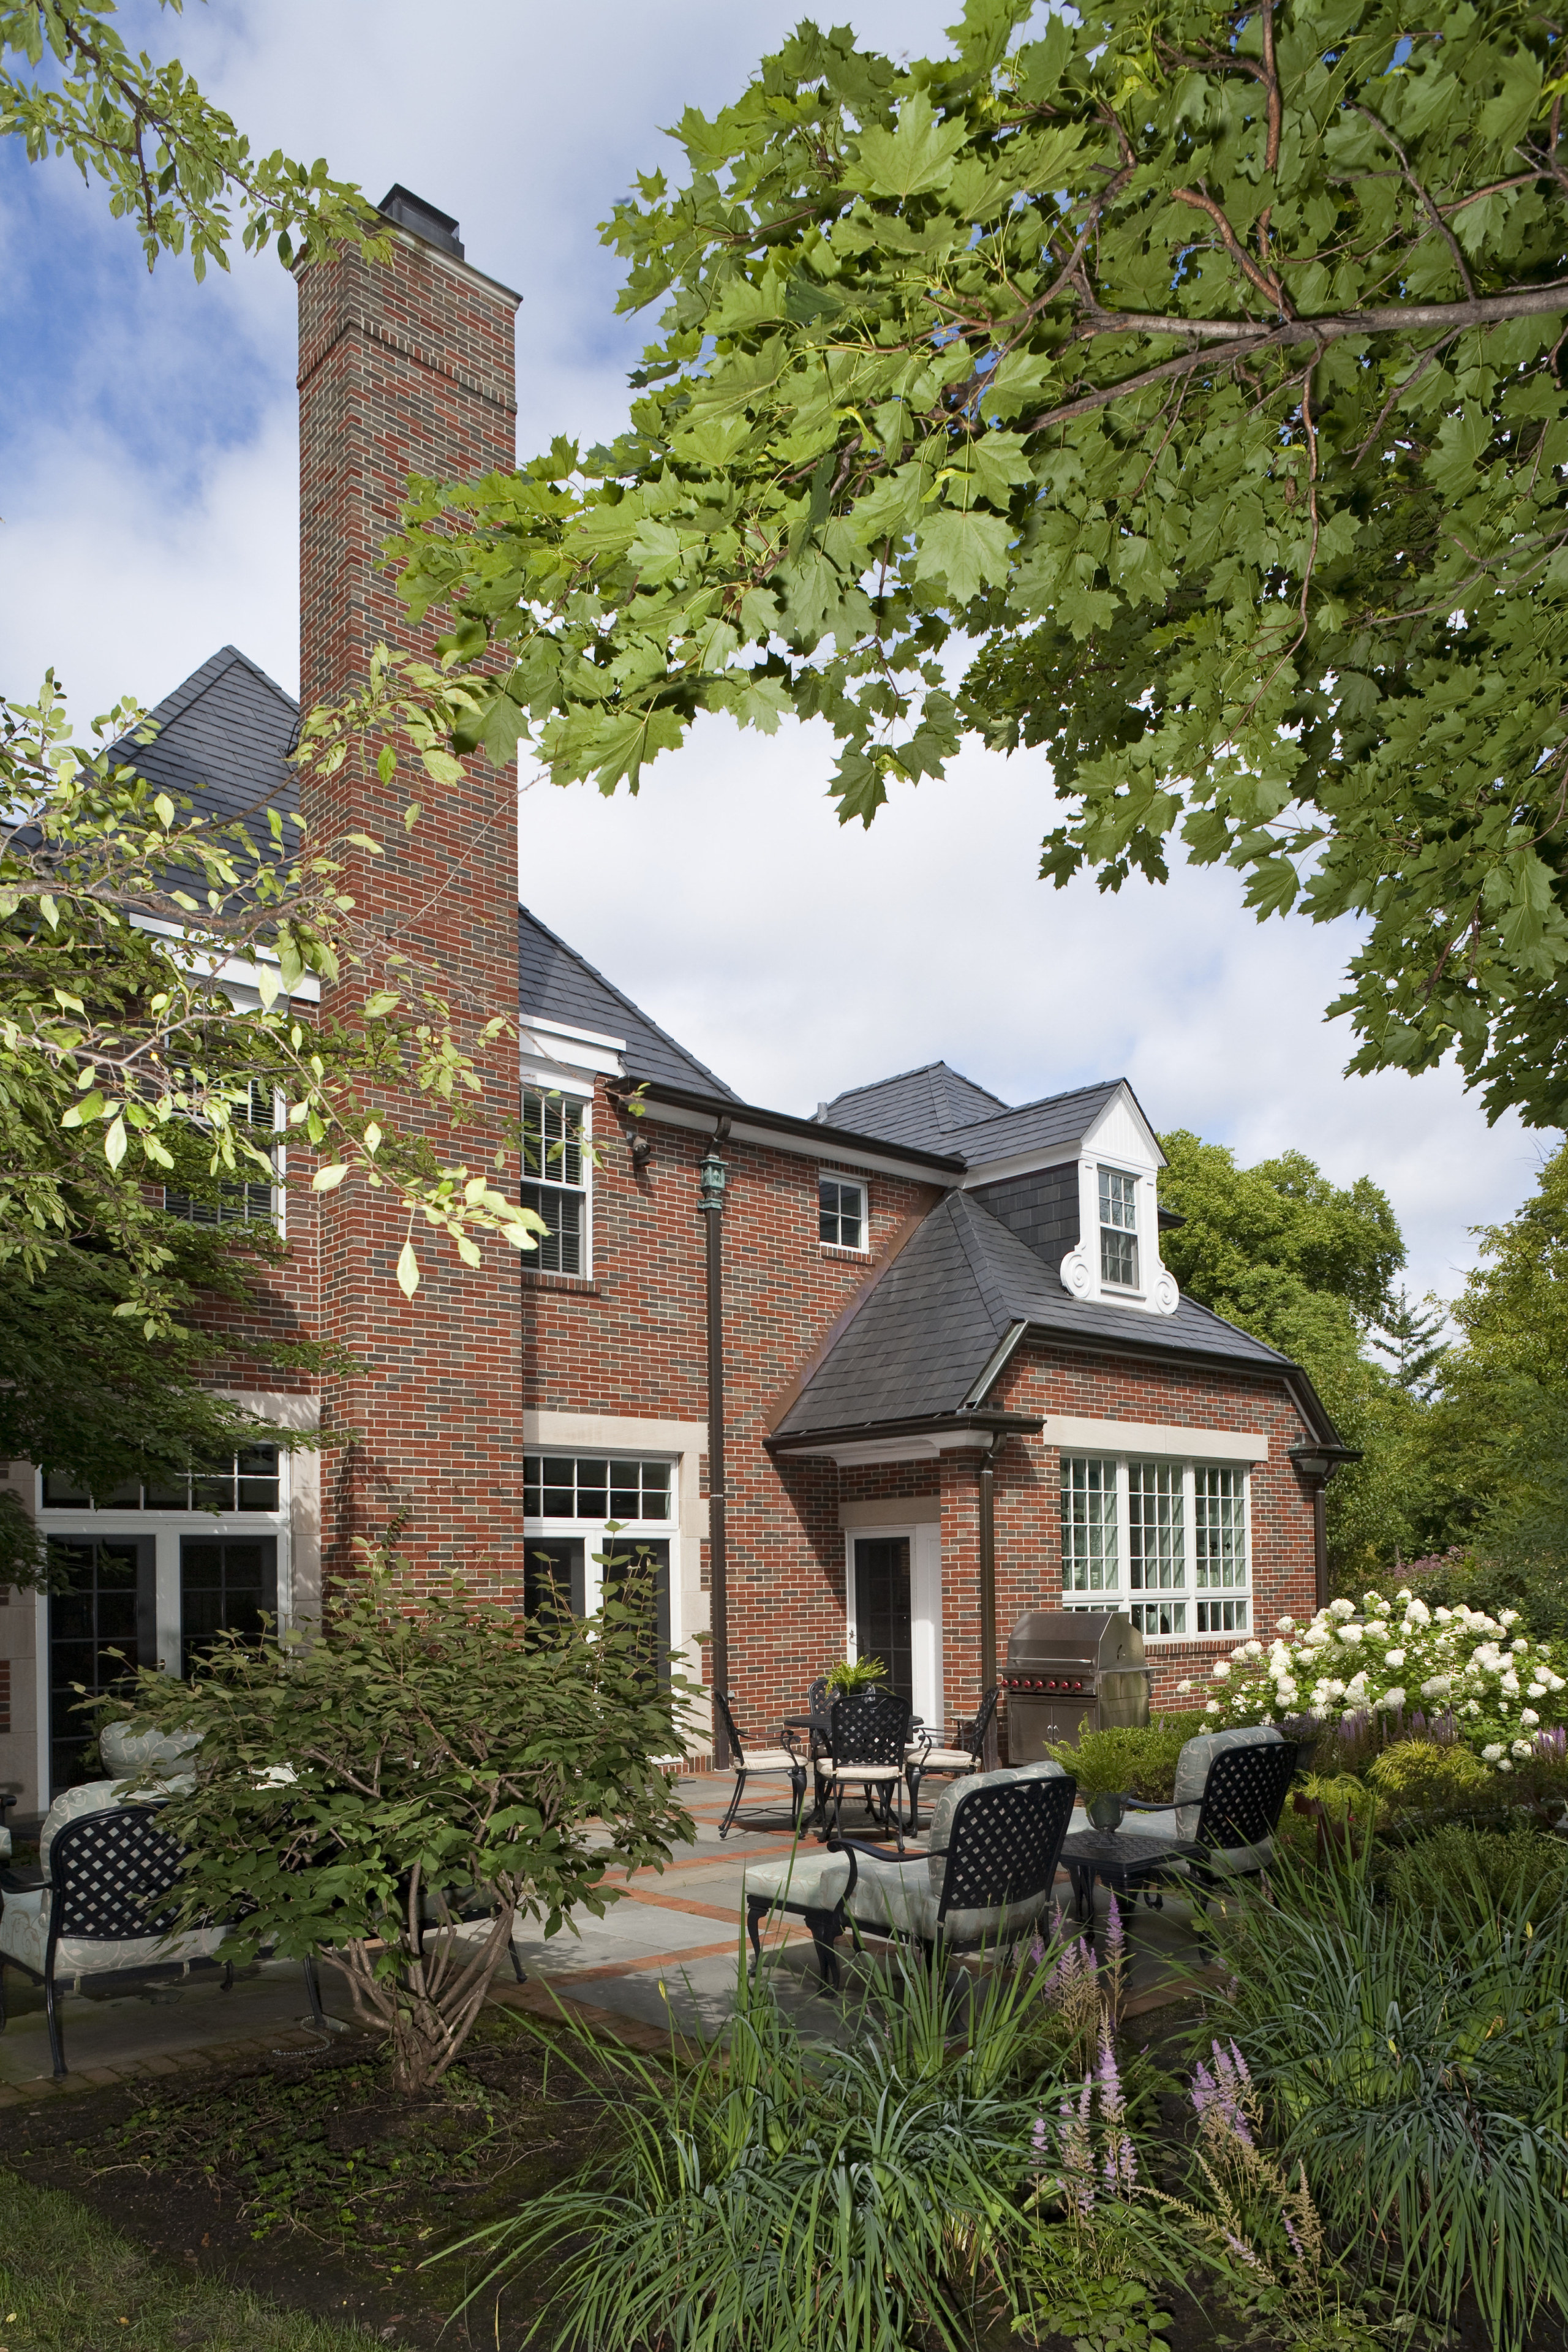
842, 1520, 943, 1731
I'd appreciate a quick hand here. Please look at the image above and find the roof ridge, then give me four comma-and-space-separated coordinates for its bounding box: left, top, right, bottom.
518, 902, 739, 1101
829, 1057, 1008, 1111
947, 1077, 1123, 1136
944, 1191, 1019, 1344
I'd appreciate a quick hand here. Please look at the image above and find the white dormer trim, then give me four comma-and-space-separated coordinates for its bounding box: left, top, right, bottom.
519, 1008, 627, 1092
1058, 1085, 1179, 1317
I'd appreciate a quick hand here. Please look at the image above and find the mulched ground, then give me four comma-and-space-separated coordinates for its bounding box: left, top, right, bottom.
4, 2008, 606, 2349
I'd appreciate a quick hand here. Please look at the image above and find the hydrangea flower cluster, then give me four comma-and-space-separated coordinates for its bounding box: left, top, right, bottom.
1174, 1589, 1568, 1767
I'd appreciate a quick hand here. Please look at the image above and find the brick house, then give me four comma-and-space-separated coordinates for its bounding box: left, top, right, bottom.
0, 190, 1343, 1817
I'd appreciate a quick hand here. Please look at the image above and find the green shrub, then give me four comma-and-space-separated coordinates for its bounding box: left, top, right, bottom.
1387, 1822, 1568, 1931
1366, 1738, 1493, 1812
1199, 1852, 1568, 2351
1044, 1714, 1205, 1802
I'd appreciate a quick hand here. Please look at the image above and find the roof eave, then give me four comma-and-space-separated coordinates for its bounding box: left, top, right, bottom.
612, 1077, 966, 1175
767, 1407, 1042, 1454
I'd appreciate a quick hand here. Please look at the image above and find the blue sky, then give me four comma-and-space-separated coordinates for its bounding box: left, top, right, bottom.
0, 0, 1551, 1310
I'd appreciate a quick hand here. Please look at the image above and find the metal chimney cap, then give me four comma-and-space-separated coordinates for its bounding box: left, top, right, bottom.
377, 185, 464, 258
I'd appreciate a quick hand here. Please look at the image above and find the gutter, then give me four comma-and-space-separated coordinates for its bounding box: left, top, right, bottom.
767, 1408, 1042, 1455
610, 1077, 965, 1178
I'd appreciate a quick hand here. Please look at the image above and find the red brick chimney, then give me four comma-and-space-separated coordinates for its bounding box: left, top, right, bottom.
296, 187, 524, 1595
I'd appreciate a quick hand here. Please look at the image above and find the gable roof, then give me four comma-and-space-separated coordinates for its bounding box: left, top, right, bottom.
110, 644, 300, 831
518, 904, 740, 1099
771, 1191, 1307, 1444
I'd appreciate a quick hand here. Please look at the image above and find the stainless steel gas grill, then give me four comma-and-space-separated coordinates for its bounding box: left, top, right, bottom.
1002, 1610, 1152, 1762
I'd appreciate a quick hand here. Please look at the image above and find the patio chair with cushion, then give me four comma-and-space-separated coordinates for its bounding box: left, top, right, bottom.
815, 1688, 914, 1847
1114, 1725, 1298, 1892
0, 1780, 231, 2078
905, 1684, 998, 1833
715, 1691, 809, 1841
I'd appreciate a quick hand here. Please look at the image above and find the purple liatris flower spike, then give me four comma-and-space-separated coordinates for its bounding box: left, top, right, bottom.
1282, 2209, 1305, 2261
1029, 1931, 1047, 1966
1106, 1891, 1125, 1967
1031, 2112, 1049, 2159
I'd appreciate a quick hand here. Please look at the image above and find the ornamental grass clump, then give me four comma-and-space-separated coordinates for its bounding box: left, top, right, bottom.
451, 1939, 1083, 2352
1197, 1850, 1568, 2351
1182, 1586, 1568, 1770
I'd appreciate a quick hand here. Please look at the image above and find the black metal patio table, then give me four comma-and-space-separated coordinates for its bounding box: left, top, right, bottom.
1060, 1825, 1204, 1931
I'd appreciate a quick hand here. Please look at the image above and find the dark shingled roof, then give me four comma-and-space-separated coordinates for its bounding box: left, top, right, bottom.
823, 1061, 1007, 1150
518, 904, 739, 1099
110, 644, 300, 832
821, 1065, 1137, 1169
772, 1192, 1296, 1442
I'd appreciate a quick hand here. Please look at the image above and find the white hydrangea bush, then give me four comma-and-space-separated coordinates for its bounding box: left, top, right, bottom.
1173, 1589, 1568, 1770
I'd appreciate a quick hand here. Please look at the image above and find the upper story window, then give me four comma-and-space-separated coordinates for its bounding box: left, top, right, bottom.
522, 1088, 587, 1275
523, 1454, 672, 1523
820, 1173, 867, 1251
41, 1444, 282, 1514
1098, 1167, 1139, 1289
164, 1080, 275, 1227
1060, 1453, 1250, 1637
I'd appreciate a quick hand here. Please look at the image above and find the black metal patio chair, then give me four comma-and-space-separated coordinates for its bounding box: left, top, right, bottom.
905, 1684, 998, 1833
714, 1691, 809, 1841
815, 1688, 914, 1848
0, 1789, 233, 2078
1114, 1726, 1299, 1896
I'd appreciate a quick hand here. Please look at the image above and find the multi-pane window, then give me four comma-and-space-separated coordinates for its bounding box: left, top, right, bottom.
819, 1174, 866, 1250
1194, 1466, 1248, 1630
522, 1088, 587, 1275
1098, 1167, 1139, 1288
164, 1080, 275, 1226
1060, 1455, 1249, 1635
1060, 1457, 1118, 1594
40, 1445, 281, 1514
523, 1455, 672, 1523
1128, 1460, 1185, 1634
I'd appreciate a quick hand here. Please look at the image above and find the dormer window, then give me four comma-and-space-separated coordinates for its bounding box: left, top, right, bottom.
1098, 1168, 1139, 1289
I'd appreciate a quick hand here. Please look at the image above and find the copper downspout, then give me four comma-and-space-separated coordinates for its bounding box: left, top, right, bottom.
979, 1448, 1000, 1770
700, 1124, 731, 1768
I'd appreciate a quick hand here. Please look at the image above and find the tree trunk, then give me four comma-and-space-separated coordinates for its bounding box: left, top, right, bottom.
333, 1899, 519, 2094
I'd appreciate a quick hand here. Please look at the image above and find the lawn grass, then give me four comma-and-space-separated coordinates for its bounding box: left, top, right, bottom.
0, 2169, 383, 2352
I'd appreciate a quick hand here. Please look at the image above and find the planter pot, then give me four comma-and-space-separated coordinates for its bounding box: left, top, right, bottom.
1086, 1793, 1126, 1833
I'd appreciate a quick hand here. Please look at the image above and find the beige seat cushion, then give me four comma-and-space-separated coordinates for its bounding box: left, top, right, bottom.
818, 1761, 904, 1782
734, 1749, 804, 1774
742, 1850, 853, 1912
911, 1748, 977, 1772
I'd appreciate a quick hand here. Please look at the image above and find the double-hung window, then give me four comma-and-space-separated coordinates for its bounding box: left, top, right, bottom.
1098, 1167, 1139, 1289
819, 1173, 866, 1250
522, 1088, 587, 1275
1060, 1454, 1250, 1635
164, 1080, 276, 1227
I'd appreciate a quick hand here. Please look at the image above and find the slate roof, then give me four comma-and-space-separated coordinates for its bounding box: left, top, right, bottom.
821, 1064, 1134, 1169
518, 904, 739, 1099
822, 1062, 1008, 1150
772, 1191, 1300, 1443
111, 645, 300, 824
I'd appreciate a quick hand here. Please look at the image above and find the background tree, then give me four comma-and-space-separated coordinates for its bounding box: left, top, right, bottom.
1156, 1132, 1438, 1574
1370, 1286, 1449, 1401
401, 0, 1568, 1126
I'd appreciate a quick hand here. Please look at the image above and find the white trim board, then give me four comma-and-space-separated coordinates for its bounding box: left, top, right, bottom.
1042, 1416, 1268, 1463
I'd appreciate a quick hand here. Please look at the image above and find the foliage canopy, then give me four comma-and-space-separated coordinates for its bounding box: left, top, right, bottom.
400, 0, 1568, 1125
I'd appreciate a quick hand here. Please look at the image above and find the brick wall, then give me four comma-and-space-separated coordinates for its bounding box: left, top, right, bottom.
296, 224, 526, 1594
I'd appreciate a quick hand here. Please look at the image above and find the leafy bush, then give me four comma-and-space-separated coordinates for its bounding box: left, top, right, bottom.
1365, 1738, 1493, 1812
111, 1553, 696, 2091
824, 1654, 888, 1695
1406, 1547, 1568, 1648
1044, 1715, 1205, 1802
1387, 1822, 1568, 1933
1199, 1853, 1568, 2351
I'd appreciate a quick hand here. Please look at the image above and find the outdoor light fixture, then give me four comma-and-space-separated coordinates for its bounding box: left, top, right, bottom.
699, 1149, 728, 1205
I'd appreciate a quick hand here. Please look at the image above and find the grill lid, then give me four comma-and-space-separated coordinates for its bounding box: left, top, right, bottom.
1005, 1609, 1146, 1682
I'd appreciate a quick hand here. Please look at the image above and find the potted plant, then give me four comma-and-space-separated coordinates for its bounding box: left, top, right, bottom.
825, 1656, 888, 1699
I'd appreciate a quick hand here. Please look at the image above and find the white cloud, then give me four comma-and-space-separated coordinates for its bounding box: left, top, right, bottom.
1, 0, 1551, 1316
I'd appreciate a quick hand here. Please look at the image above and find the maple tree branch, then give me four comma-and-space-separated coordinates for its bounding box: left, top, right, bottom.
1350, 101, 1477, 300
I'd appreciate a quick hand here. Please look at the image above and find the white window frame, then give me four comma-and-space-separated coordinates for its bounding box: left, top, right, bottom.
162, 1080, 281, 1233
521, 1085, 592, 1278
521, 1449, 677, 1618
1097, 1165, 1141, 1293
818, 1169, 869, 1253
1058, 1452, 1252, 1638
